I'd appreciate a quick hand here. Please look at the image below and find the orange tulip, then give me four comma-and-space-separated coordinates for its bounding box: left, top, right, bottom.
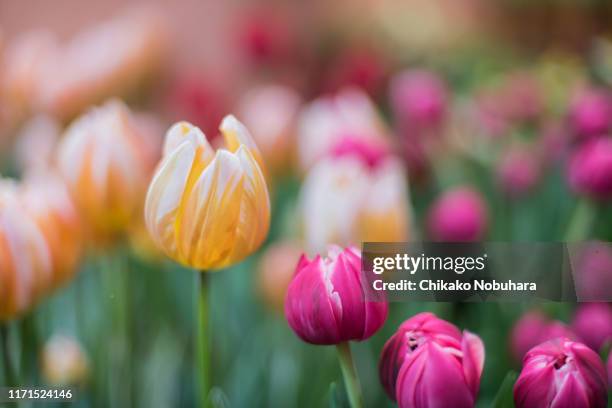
145, 116, 270, 270
0, 181, 52, 320
56, 99, 157, 241
21, 173, 83, 289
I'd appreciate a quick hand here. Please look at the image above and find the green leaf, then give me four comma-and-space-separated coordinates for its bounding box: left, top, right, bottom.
491, 371, 518, 408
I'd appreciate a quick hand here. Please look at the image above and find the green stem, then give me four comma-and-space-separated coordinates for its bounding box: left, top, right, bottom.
198, 272, 211, 408
336, 342, 363, 408
565, 199, 595, 241
1, 323, 17, 387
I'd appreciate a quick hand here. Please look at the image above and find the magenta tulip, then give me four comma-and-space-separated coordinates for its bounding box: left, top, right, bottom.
390, 69, 448, 133
569, 89, 612, 139
510, 311, 576, 362
572, 303, 612, 352
379, 312, 485, 408
514, 338, 608, 408
284, 246, 388, 345
427, 187, 488, 242
497, 148, 540, 198
568, 137, 612, 200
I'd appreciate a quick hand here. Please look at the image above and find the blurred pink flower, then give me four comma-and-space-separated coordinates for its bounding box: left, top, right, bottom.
539, 120, 569, 165
514, 338, 607, 408
390, 69, 447, 134
569, 88, 612, 139
496, 147, 540, 198
498, 72, 544, 123
285, 246, 388, 345
296, 88, 390, 171
237, 9, 294, 67
379, 312, 484, 407
165, 74, 228, 143
568, 136, 612, 200
237, 84, 302, 173
323, 46, 388, 97
330, 135, 389, 169
427, 187, 488, 242
572, 303, 612, 352
510, 310, 576, 362
36, 8, 168, 119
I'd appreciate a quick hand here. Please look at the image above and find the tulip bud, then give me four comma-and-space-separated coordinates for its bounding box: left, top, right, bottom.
300, 148, 410, 254
427, 187, 488, 242
257, 240, 303, 312
237, 84, 301, 173
57, 99, 157, 241
569, 89, 612, 139
41, 335, 89, 386
21, 173, 83, 289
0, 181, 52, 319
572, 303, 612, 352
568, 137, 612, 200
514, 338, 607, 408
285, 246, 388, 345
145, 116, 270, 270
390, 69, 447, 133
510, 311, 576, 362
497, 148, 540, 198
379, 312, 484, 407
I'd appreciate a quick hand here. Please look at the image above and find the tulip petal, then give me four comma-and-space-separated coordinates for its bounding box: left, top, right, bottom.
461, 330, 485, 398
550, 371, 591, 408
145, 140, 197, 257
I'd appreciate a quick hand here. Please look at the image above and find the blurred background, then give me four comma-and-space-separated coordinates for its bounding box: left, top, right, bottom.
1, 0, 612, 407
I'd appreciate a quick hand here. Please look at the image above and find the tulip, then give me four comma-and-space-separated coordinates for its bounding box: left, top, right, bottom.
285, 246, 388, 344
497, 148, 540, 198
257, 240, 303, 311
299, 142, 410, 253
36, 8, 167, 119
237, 84, 302, 173
57, 99, 157, 241
323, 46, 388, 96
427, 187, 488, 242
379, 312, 485, 408
514, 338, 607, 408
497, 72, 544, 123
568, 136, 612, 200
285, 246, 387, 408
0, 181, 52, 320
21, 173, 83, 289
510, 310, 576, 362
145, 116, 270, 270
296, 88, 389, 171
41, 335, 89, 386
389, 69, 447, 134
569, 89, 612, 139
572, 303, 612, 352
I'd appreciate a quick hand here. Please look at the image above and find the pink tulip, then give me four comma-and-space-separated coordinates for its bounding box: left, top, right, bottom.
284, 246, 388, 345
510, 311, 576, 362
497, 148, 540, 198
514, 338, 608, 408
390, 70, 447, 133
427, 187, 488, 242
572, 303, 612, 352
379, 312, 484, 408
568, 136, 612, 200
330, 135, 389, 169
569, 89, 612, 139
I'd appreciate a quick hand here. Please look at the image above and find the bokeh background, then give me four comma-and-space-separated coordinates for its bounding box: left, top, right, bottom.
1, 0, 612, 407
